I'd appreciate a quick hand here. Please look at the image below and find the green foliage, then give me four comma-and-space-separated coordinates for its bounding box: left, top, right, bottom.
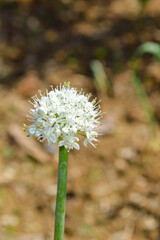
134, 42, 160, 61
138, 0, 150, 7
94, 47, 107, 59
131, 42, 160, 135
90, 60, 113, 96
3, 146, 15, 158
6, 225, 16, 237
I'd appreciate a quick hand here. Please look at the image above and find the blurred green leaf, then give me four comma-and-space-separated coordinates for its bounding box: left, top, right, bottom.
134, 42, 160, 61
67, 57, 79, 70
3, 146, 15, 158
6, 225, 16, 237
132, 73, 157, 134
90, 60, 113, 96
94, 47, 107, 59
131, 42, 160, 135
138, 0, 149, 7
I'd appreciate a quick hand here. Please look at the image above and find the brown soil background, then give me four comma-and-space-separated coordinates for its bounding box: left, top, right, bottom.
1, 0, 160, 239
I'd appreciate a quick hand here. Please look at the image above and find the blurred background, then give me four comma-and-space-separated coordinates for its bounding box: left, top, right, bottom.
1, 0, 160, 239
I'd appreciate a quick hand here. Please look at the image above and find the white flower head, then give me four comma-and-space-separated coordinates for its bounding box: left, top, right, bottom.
26, 82, 103, 151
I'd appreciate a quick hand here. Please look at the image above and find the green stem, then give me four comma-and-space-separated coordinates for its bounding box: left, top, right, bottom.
54, 146, 68, 240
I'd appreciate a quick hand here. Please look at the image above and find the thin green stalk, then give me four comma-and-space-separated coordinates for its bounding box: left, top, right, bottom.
54, 146, 68, 240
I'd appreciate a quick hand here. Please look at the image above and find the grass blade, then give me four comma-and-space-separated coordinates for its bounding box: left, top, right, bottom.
131, 42, 160, 135
90, 60, 113, 96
